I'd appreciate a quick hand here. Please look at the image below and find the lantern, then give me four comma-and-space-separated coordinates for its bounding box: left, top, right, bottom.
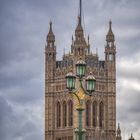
66, 71, 76, 91
86, 72, 96, 94
76, 58, 86, 78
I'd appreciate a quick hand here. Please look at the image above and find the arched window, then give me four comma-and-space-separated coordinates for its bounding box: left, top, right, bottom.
56, 102, 61, 127
63, 101, 67, 127
99, 102, 104, 127
92, 101, 97, 127
68, 100, 73, 126
86, 100, 91, 127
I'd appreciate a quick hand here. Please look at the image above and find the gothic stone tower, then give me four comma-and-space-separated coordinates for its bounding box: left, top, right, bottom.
45, 1, 118, 140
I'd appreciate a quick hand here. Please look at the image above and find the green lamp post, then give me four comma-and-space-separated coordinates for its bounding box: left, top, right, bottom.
66, 58, 96, 140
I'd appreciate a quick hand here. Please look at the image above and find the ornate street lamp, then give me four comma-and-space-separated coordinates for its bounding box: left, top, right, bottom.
65, 58, 96, 140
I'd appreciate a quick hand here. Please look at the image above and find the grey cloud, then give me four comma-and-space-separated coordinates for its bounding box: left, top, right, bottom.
116, 88, 140, 139
0, 96, 43, 140
117, 58, 140, 80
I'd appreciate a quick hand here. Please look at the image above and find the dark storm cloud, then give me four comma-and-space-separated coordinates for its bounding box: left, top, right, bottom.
0, 0, 140, 140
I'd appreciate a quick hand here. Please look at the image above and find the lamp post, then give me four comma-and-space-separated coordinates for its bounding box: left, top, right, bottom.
66, 58, 96, 140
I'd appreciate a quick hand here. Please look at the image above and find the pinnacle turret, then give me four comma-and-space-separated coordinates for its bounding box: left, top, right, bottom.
106, 20, 115, 43
75, 16, 84, 41
116, 123, 122, 140
71, 0, 90, 56
45, 21, 56, 62
117, 123, 121, 136
47, 21, 55, 46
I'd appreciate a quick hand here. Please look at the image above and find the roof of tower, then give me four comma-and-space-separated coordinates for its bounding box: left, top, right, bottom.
129, 134, 135, 140
75, 0, 84, 37
75, 16, 84, 35
106, 20, 115, 42
47, 21, 55, 42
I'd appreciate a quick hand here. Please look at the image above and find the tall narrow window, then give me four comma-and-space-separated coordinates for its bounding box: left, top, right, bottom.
99, 102, 104, 127
86, 101, 91, 127
92, 101, 97, 127
56, 102, 61, 127
68, 100, 73, 126
63, 101, 67, 127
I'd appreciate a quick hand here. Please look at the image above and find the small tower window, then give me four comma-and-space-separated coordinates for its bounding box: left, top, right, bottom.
78, 48, 80, 55
49, 53, 52, 57
50, 42, 52, 47
108, 54, 113, 61
109, 42, 112, 47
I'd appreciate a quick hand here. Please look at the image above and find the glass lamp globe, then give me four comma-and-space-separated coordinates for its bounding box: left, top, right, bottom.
86, 72, 96, 94
76, 58, 86, 78
66, 71, 76, 91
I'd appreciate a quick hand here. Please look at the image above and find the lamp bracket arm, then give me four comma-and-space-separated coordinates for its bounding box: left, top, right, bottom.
72, 91, 81, 104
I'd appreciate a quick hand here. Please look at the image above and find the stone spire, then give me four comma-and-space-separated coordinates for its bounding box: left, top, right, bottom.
106, 20, 115, 43
129, 134, 135, 140
71, 0, 90, 56
75, 0, 84, 41
117, 123, 121, 136
79, 0, 82, 24
47, 21, 55, 46
75, 16, 84, 41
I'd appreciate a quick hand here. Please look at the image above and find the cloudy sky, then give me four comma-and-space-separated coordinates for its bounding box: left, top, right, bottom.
0, 0, 140, 140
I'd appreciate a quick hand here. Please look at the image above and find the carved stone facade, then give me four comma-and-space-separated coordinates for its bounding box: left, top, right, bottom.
45, 4, 119, 140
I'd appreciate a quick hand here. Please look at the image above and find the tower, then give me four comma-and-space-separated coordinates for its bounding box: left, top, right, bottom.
45, 21, 56, 140
45, 21, 56, 80
105, 20, 116, 139
45, 1, 118, 140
